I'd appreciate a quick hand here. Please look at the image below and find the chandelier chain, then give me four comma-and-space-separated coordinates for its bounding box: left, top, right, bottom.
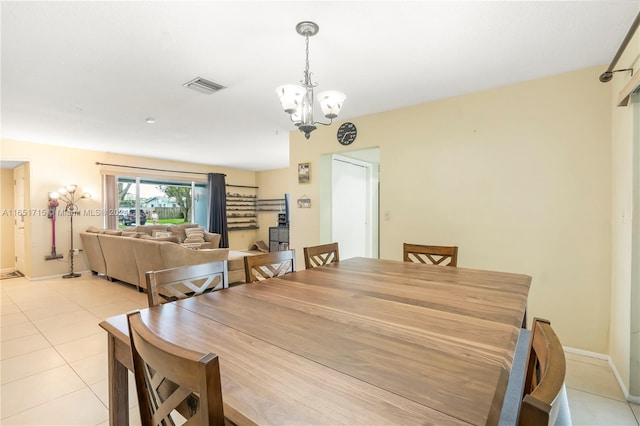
304, 34, 311, 85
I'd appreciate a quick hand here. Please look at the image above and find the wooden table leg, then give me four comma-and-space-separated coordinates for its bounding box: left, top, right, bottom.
107, 334, 129, 426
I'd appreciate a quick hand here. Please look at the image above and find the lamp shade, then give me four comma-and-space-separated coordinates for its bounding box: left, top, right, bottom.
317, 90, 346, 119
276, 84, 306, 114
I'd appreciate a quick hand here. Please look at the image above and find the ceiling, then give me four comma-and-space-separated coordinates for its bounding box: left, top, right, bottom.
2, 1, 638, 171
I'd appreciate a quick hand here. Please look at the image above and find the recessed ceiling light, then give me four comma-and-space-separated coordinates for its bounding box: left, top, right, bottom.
145, 118, 156, 124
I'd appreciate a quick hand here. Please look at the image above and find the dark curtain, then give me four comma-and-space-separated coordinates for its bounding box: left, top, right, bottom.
207, 173, 228, 248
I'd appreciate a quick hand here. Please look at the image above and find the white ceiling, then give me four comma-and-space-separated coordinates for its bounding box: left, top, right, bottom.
2, 1, 638, 171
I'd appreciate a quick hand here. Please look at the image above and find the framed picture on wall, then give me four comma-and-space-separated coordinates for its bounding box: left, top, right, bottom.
297, 195, 311, 208
298, 162, 311, 184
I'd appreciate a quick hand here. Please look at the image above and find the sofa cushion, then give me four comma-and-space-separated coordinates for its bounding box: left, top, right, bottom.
204, 232, 222, 249
135, 225, 169, 236
122, 231, 141, 238
168, 224, 199, 243
86, 226, 106, 234
79, 232, 107, 275
152, 230, 173, 238
161, 246, 229, 270
139, 234, 180, 244
130, 238, 167, 291
184, 227, 205, 243
104, 230, 122, 236
97, 234, 139, 286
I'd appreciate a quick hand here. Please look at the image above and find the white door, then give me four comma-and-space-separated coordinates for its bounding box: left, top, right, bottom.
14, 165, 26, 274
332, 156, 370, 260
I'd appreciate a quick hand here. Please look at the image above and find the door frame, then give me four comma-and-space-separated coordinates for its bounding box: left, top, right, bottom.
320, 148, 379, 259
14, 164, 27, 274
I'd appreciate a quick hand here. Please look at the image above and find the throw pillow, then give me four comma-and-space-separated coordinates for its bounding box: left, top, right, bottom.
139, 234, 179, 243
184, 227, 205, 243
86, 226, 106, 234
122, 231, 140, 238
153, 230, 173, 238
168, 224, 198, 242
183, 237, 203, 244
154, 236, 180, 243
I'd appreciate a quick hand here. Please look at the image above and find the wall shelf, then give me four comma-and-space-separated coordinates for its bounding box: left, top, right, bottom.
226, 187, 258, 231
256, 198, 286, 212
226, 187, 286, 231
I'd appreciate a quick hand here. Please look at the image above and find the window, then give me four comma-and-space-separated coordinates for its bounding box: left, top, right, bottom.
116, 176, 208, 228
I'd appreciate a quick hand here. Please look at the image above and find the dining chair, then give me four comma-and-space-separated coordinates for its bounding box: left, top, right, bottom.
403, 243, 458, 267
518, 318, 570, 426
244, 249, 296, 283
127, 310, 225, 426
303, 242, 340, 269
146, 260, 229, 307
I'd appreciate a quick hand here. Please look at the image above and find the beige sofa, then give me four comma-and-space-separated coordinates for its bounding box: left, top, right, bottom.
80, 225, 259, 289
132, 224, 221, 248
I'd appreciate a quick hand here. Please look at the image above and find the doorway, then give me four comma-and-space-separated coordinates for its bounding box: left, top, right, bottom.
321, 148, 379, 260
14, 164, 26, 274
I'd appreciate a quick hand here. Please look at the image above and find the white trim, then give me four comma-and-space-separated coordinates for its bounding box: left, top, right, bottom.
0, 267, 16, 274
607, 358, 634, 402
563, 346, 608, 360
564, 346, 640, 403
627, 393, 640, 404
30, 270, 90, 281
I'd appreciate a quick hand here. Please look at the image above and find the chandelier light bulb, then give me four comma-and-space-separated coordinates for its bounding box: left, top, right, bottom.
317, 90, 346, 119
276, 85, 306, 114
66, 184, 77, 193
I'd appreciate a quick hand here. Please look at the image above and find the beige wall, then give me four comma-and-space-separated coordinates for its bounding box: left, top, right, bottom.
289, 66, 612, 353
0, 139, 264, 278
1, 168, 16, 271
609, 28, 640, 397
1, 62, 629, 371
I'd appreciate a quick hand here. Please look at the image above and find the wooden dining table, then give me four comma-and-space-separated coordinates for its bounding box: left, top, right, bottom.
100, 257, 531, 425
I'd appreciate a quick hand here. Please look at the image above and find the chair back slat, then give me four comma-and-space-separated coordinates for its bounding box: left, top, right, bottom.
303, 243, 340, 269
146, 261, 229, 307
403, 243, 458, 267
244, 250, 296, 283
127, 311, 225, 426
518, 318, 567, 426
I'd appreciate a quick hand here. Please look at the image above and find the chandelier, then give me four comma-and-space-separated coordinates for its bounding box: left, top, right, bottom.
276, 21, 346, 139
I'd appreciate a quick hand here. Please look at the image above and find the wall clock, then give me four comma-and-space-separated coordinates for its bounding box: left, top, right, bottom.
337, 122, 357, 145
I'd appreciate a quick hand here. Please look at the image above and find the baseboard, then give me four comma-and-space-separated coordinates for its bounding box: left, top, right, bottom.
627, 393, 640, 404
0, 267, 16, 274
563, 346, 608, 360
30, 270, 91, 281
564, 346, 640, 403
608, 359, 640, 403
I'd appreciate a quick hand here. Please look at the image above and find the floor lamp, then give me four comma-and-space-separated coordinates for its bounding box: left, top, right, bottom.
50, 185, 91, 279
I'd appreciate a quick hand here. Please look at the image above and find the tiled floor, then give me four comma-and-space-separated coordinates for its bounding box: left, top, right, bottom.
1, 274, 639, 425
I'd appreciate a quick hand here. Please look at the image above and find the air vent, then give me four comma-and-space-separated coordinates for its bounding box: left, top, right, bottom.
183, 77, 225, 94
